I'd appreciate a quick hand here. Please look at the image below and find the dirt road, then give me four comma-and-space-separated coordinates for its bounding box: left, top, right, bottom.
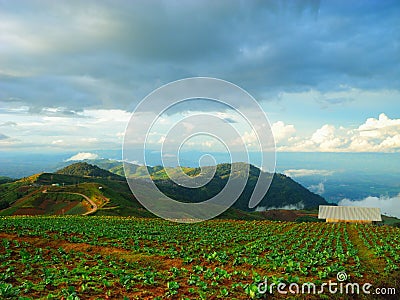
42, 190, 97, 215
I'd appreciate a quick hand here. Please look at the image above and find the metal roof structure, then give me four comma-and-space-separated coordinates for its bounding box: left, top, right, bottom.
318, 205, 382, 221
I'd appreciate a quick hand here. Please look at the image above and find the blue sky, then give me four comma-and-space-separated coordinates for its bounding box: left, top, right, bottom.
0, 0, 399, 154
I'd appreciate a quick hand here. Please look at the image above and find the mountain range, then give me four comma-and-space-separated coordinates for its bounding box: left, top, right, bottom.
0, 160, 329, 220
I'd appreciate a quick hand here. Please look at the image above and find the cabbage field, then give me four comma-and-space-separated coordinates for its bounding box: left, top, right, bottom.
0, 216, 398, 299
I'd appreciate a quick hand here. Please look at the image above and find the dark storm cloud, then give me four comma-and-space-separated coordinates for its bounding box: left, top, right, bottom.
0, 0, 398, 111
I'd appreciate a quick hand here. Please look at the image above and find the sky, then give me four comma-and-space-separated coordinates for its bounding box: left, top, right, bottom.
0, 0, 399, 155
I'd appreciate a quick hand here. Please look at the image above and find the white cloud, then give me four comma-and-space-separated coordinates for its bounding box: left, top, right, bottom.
124, 159, 143, 166
311, 125, 334, 144
0, 107, 130, 151
0, 0, 397, 162
51, 139, 64, 145
380, 135, 400, 149
339, 194, 400, 219
310, 125, 348, 151
271, 121, 296, 143
201, 140, 215, 148
158, 136, 166, 144
308, 182, 325, 195
277, 113, 400, 153
240, 130, 258, 147
284, 169, 335, 177
349, 113, 400, 152
359, 113, 400, 132
66, 152, 99, 161
1, 103, 399, 154
80, 137, 98, 143
256, 202, 305, 211
0, 121, 17, 127
83, 109, 131, 123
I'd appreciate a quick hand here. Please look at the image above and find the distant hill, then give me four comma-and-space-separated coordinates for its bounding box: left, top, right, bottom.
56, 162, 123, 180
0, 161, 329, 219
144, 163, 328, 211
0, 176, 14, 184
56, 159, 141, 178
0, 170, 152, 217
87, 160, 328, 210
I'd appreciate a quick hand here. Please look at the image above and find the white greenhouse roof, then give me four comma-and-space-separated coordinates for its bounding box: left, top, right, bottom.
318, 205, 382, 221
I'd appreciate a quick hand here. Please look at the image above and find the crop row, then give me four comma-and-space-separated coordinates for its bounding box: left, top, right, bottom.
0, 216, 398, 299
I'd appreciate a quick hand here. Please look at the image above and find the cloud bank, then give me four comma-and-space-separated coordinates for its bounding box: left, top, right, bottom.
66, 152, 99, 161
0, 2, 398, 154
256, 202, 305, 211
308, 182, 325, 195
0, 1, 399, 112
277, 113, 400, 152
339, 195, 400, 219
284, 169, 335, 177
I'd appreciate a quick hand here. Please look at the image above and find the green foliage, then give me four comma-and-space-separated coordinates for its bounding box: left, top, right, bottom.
0, 161, 329, 218
151, 163, 327, 210
0, 177, 14, 185
56, 162, 123, 180
295, 216, 324, 223
0, 216, 398, 298
0, 282, 20, 298
166, 281, 180, 295
0, 201, 10, 210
